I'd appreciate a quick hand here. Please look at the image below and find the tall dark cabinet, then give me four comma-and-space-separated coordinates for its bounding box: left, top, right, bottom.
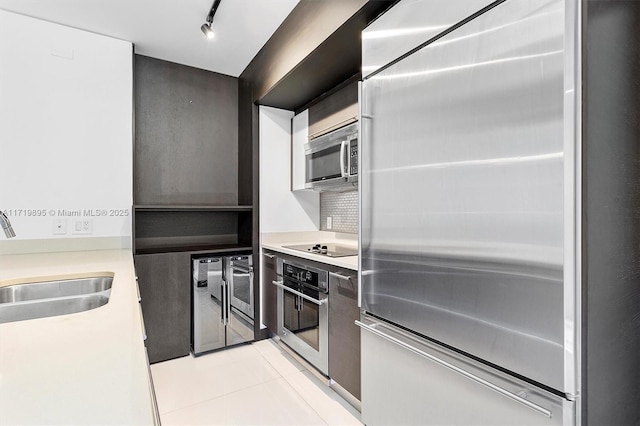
133, 55, 253, 363
135, 252, 191, 363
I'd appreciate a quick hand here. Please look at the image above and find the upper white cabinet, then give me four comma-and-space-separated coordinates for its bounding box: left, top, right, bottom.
291, 109, 309, 191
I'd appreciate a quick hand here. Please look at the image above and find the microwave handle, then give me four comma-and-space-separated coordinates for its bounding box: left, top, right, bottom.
340, 140, 348, 178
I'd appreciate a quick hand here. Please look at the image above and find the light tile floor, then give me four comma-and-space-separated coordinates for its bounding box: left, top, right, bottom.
150, 339, 363, 425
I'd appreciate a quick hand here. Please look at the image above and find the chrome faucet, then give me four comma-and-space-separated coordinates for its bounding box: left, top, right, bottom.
0, 211, 16, 238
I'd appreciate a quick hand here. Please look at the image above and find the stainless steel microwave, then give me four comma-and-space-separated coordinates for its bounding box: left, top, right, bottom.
304, 122, 358, 191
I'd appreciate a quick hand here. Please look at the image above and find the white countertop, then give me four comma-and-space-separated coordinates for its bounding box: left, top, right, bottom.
0, 249, 156, 425
261, 231, 358, 271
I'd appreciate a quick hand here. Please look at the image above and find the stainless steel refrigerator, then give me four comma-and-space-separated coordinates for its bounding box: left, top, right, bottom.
192, 254, 254, 355
358, 0, 579, 424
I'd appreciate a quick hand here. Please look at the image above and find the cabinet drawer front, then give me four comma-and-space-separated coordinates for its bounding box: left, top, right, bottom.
329, 270, 360, 399
360, 316, 572, 426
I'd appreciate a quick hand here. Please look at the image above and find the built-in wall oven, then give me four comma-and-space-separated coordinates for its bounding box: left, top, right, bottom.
273, 258, 329, 375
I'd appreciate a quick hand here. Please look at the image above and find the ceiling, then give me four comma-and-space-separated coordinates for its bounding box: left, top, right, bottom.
0, 0, 299, 77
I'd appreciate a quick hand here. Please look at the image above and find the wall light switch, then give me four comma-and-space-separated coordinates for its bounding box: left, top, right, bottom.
52, 219, 67, 235
327, 216, 332, 230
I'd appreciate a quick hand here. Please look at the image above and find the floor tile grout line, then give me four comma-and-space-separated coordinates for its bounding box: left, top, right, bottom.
256, 347, 309, 379
154, 346, 287, 417
157, 374, 285, 419
256, 340, 361, 424
154, 376, 282, 416
153, 340, 355, 425
280, 372, 355, 426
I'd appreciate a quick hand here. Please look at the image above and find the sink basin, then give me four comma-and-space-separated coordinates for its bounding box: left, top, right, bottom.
0, 276, 113, 324
0, 294, 109, 324
0, 276, 112, 303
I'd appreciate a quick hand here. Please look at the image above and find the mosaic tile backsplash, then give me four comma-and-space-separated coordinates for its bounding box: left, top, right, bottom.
320, 191, 358, 234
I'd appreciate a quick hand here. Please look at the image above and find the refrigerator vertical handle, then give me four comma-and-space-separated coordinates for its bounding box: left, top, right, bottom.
249, 270, 254, 312
224, 276, 233, 325
357, 80, 366, 308
355, 320, 553, 419
221, 280, 227, 325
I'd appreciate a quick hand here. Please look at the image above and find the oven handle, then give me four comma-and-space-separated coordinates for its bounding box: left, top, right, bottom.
272, 280, 326, 305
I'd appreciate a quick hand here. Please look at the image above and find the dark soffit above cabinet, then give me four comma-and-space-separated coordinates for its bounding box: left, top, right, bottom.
257, 1, 394, 112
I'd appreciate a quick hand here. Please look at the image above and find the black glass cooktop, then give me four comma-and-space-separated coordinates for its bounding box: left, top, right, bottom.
283, 243, 358, 258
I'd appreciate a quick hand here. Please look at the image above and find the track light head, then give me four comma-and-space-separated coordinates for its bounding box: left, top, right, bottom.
201, 0, 222, 40
201, 22, 214, 39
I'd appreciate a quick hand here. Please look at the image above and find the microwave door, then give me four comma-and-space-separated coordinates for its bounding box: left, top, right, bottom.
305, 140, 344, 187
304, 121, 359, 190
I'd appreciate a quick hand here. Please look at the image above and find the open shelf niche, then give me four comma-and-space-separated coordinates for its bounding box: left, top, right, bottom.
133, 205, 252, 255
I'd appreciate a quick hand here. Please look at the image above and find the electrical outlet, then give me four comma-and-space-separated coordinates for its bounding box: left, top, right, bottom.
327, 216, 332, 230
72, 219, 93, 234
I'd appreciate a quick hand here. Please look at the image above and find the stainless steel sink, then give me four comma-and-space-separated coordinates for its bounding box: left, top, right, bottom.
0, 294, 109, 324
0, 276, 113, 324
0, 276, 112, 303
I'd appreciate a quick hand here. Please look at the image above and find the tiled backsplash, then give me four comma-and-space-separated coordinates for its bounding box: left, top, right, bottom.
320, 191, 358, 234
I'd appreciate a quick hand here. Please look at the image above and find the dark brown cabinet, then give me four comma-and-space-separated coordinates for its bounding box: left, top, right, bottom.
133, 55, 252, 256
133, 55, 258, 356
262, 251, 278, 334
328, 267, 361, 400
134, 252, 191, 364
134, 55, 239, 206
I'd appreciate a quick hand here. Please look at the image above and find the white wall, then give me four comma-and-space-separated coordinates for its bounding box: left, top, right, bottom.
291, 109, 308, 191
0, 11, 132, 246
259, 106, 319, 234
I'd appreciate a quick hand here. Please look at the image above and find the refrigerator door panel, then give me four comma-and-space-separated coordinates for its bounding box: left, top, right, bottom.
225, 255, 254, 347
226, 307, 254, 346
361, 0, 566, 391
229, 257, 254, 320
359, 314, 574, 426
192, 258, 225, 353
362, 0, 495, 78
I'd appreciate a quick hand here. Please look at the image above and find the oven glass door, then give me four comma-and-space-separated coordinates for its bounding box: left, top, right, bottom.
282, 279, 321, 352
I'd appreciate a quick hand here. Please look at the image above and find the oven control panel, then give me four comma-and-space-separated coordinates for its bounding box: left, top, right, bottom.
282, 261, 328, 293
